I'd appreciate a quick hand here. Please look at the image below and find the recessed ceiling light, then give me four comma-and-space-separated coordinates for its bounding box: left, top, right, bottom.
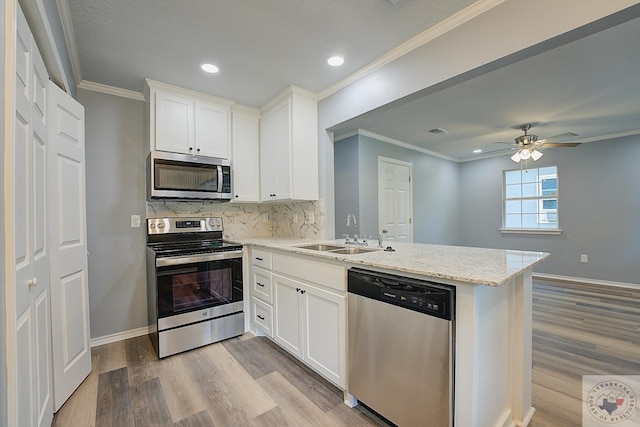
200, 63, 219, 74
327, 56, 344, 67
473, 149, 482, 154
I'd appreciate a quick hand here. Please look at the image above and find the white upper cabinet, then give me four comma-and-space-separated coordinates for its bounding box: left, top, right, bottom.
231, 105, 261, 202
145, 79, 234, 158
259, 86, 318, 201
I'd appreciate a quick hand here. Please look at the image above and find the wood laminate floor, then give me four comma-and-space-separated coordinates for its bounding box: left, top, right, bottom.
52, 278, 640, 427
529, 278, 640, 427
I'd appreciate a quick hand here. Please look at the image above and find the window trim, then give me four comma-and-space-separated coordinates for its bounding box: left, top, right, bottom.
500, 227, 562, 235
501, 165, 562, 235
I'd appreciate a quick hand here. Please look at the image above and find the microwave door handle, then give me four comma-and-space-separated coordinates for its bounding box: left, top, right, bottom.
218, 166, 223, 192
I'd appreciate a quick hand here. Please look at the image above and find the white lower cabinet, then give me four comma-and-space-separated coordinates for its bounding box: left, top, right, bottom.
251, 297, 273, 337
248, 247, 347, 389
273, 273, 346, 388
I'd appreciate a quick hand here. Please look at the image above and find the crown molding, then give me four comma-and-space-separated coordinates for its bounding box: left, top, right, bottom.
345, 129, 458, 162
77, 80, 145, 101
56, 0, 82, 86
317, 0, 507, 101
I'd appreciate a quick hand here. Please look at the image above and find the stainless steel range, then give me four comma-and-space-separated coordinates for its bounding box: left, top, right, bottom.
146, 217, 244, 358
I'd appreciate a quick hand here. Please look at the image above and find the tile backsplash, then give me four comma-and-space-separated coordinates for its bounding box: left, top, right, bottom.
147, 200, 325, 240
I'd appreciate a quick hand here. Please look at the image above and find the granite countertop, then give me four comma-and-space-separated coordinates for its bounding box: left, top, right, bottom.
231, 237, 549, 287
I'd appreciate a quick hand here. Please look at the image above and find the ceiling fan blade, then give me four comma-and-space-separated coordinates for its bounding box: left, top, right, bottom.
540, 142, 582, 148
537, 132, 579, 144
491, 141, 513, 144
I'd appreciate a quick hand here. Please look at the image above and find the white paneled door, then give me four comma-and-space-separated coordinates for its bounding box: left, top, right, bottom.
378, 157, 413, 242
48, 81, 91, 411
12, 6, 53, 427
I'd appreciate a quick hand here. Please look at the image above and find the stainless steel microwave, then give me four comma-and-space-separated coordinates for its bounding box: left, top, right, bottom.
147, 151, 232, 201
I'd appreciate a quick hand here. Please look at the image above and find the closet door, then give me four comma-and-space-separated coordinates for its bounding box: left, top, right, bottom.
48, 81, 91, 411
12, 7, 53, 427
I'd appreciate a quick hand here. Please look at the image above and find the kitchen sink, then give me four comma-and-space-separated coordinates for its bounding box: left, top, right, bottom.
296, 243, 345, 251
329, 247, 378, 255
295, 243, 378, 255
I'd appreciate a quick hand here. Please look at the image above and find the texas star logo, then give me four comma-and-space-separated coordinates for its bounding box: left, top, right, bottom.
587, 380, 637, 424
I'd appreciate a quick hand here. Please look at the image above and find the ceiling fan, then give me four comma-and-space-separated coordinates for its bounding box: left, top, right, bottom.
494, 124, 581, 162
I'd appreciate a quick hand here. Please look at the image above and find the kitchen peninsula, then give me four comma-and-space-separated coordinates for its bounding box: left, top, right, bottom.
236, 237, 548, 427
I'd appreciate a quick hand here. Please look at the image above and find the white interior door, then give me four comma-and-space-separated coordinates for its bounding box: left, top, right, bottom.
47, 81, 91, 411
12, 7, 53, 427
378, 157, 413, 242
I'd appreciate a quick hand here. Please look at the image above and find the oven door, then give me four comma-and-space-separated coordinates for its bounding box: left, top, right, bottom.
155, 254, 242, 330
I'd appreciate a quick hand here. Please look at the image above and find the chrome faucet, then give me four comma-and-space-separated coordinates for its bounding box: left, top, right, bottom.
346, 212, 357, 229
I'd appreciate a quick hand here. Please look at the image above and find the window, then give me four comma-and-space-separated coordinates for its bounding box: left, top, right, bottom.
502, 166, 560, 232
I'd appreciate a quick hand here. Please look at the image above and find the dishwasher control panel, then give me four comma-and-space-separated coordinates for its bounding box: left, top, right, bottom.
348, 268, 454, 320
381, 290, 447, 317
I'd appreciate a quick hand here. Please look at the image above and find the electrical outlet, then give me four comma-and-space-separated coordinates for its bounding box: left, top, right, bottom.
580, 254, 588, 263
131, 214, 141, 228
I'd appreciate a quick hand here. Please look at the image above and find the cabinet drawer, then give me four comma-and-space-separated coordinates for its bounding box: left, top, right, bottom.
273, 253, 346, 292
251, 248, 272, 269
252, 297, 273, 337
253, 268, 272, 304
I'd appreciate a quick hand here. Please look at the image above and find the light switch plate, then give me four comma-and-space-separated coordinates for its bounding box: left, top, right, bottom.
131, 215, 141, 228
580, 254, 588, 263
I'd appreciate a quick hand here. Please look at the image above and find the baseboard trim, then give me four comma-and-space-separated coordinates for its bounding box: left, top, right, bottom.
90, 326, 150, 348
533, 273, 640, 290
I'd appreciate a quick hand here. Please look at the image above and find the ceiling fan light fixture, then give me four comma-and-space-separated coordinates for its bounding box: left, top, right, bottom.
519, 148, 531, 160
530, 149, 543, 161
511, 151, 522, 162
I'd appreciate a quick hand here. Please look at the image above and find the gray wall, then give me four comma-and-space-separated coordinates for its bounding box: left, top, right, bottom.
334, 136, 360, 238
459, 135, 640, 284
1, 2, 7, 423
76, 89, 148, 339
335, 134, 461, 245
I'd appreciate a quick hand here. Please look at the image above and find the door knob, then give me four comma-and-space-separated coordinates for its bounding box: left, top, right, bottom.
28, 278, 37, 287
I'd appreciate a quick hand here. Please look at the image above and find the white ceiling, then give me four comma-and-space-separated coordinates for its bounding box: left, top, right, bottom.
66, 0, 476, 107
329, 13, 640, 161
64, 0, 640, 162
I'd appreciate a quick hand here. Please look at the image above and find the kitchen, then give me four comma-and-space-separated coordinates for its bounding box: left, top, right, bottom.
3, 1, 640, 427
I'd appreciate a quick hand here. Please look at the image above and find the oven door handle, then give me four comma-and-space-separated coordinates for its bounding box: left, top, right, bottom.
156, 249, 243, 267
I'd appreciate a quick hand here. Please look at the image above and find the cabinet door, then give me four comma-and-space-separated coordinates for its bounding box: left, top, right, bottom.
155, 90, 193, 154
195, 100, 229, 158
259, 98, 291, 200
231, 108, 260, 201
259, 108, 276, 200
271, 99, 291, 200
273, 274, 303, 358
303, 285, 346, 388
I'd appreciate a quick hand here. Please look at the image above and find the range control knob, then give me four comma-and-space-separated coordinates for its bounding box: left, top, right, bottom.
149, 223, 156, 229
157, 223, 164, 229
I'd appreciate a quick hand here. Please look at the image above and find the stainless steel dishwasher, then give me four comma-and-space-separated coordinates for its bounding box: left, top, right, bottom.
348, 268, 455, 427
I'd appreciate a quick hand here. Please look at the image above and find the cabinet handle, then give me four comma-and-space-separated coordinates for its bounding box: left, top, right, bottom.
255, 257, 263, 261
296, 288, 300, 292
257, 315, 265, 320
189, 147, 193, 151
27, 278, 37, 287
197, 148, 201, 152
300, 290, 306, 294
235, 195, 239, 198
257, 282, 264, 287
